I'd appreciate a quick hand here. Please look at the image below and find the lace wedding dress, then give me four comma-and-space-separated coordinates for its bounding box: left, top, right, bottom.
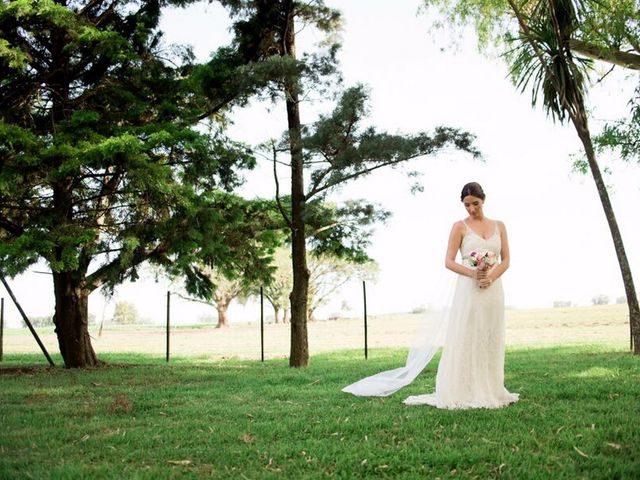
343, 220, 519, 410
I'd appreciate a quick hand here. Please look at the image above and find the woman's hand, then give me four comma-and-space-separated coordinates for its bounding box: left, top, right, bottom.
476, 268, 493, 289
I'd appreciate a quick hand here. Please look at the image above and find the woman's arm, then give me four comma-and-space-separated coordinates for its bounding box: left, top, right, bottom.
445, 221, 476, 278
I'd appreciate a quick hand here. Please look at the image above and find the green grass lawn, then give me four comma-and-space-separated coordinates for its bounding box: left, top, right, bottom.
1, 345, 638, 479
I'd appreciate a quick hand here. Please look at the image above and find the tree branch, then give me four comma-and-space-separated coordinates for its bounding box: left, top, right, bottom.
195, 93, 239, 122
570, 38, 640, 70
307, 153, 424, 200
272, 141, 292, 228
85, 240, 170, 292
170, 291, 216, 308
0, 219, 24, 237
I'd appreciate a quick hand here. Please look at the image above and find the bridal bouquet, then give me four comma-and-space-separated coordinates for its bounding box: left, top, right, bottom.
469, 250, 497, 271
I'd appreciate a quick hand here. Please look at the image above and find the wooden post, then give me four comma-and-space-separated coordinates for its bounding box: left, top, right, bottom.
166, 291, 170, 363
0, 272, 54, 366
260, 287, 264, 362
0, 297, 4, 362
363, 281, 368, 359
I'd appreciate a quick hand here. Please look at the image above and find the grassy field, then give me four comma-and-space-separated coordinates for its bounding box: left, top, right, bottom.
1, 304, 630, 362
1, 305, 637, 478
1, 345, 639, 479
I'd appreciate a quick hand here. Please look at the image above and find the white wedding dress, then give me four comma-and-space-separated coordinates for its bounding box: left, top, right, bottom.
343, 220, 519, 410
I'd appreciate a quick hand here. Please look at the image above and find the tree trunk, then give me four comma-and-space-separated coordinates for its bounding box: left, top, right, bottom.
52, 272, 98, 368
572, 112, 640, 353
283, 1, 310, 367
283, 308, 290, 324
216, 303, 231, 328
273, 306, 282, 324
48, 25, 99, 368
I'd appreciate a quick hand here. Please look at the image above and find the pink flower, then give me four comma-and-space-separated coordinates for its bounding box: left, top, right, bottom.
469, 249, 497, 270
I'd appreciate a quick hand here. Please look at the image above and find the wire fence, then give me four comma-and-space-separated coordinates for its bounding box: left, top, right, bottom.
1, 313, 424, 364
0, 276, 428, 364
0, 278, 632, 365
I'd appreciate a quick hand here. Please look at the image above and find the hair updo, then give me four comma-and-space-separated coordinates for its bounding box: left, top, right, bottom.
460, 182, 485, 202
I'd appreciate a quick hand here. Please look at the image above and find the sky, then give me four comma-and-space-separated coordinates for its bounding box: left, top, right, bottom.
2, 0, 639, 327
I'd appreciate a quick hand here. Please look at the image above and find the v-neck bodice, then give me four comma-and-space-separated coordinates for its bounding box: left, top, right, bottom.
461, 220, 501, 265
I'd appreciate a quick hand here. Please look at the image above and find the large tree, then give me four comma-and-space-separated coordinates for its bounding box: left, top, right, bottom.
422, 0, 640, 353
263, 247, 378, 323
0, 0, 280, 367
307, 253, 378, 322
169, 265, 249, 328
224, 1, 480, 367
112, 301, 139, 325
262, 247, 292, 324
208, 274, 246, 328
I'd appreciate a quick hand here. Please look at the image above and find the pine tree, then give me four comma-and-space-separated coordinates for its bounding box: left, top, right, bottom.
0, 0, 280, 366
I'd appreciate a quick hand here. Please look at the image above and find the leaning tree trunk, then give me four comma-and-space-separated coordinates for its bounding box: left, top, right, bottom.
572, 112, 640, 353
52, 272, 98, 368
283, 1, 310, 367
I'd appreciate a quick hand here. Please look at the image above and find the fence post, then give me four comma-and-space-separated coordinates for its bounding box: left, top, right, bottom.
166, 291, 170, 363
0, 297, 4, 362
260, 287, 264, 362
363, 280, 368, 359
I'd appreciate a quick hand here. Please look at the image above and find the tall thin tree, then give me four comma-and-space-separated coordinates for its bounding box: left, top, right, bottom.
506, 0, 640, 352
225, 1, 479, 367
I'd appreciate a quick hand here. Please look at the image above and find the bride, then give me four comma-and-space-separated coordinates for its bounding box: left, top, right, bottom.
343, 182, 519, 409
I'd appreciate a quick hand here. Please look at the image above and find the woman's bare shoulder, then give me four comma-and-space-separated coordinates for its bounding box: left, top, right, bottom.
451, 220, 466, 231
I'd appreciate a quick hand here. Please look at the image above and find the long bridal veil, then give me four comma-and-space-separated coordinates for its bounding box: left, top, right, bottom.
342, 271, 456, 397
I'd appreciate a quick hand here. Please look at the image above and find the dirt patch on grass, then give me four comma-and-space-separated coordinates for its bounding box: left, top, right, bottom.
0, 365, 54, 376
107, 394, 133, 413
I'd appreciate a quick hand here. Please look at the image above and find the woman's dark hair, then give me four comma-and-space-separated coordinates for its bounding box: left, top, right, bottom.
460, 182, 485, 201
